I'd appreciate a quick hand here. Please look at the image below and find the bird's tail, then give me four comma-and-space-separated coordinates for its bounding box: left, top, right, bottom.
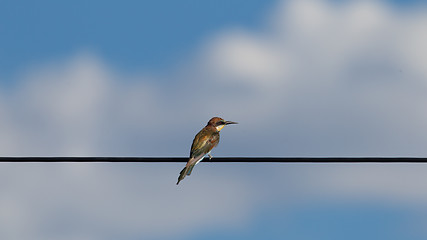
176, 164, 196, 185
176, 166, 188, 185
177, 157, 199, 185
187, 164, 196, 176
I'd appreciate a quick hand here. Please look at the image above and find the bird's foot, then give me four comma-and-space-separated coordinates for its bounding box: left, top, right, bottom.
208, 153, 213, 160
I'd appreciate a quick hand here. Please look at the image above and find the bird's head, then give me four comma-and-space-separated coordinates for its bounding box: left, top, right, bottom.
207, 117, 238, 131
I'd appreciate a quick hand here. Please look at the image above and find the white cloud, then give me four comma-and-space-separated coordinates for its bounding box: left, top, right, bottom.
1, 163, 427, 240
0, 53, 167, 156
0, 163, 255, 240
1, 0, 427, 239
268, 164, 427, 205
203, 30, 287, 87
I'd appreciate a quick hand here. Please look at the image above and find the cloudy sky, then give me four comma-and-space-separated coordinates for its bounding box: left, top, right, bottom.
1, 0, 427, 239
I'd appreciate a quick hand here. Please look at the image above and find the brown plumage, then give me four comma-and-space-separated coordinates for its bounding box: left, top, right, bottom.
176, 117, 237, 185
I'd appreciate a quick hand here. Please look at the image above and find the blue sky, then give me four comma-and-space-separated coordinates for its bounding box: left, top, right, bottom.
1, 0, 422, 78
0, 0, 275, 79
1, 0, 427, 240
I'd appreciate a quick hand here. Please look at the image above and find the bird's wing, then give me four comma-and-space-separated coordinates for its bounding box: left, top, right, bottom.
190, 131, 219, 161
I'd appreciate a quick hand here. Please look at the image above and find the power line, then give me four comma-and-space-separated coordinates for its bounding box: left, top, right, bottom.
0, 157, 425, 162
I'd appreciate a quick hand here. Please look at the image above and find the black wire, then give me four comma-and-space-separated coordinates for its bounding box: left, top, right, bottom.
0, 157, 425, 162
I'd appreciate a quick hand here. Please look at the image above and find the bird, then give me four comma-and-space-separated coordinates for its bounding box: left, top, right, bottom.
176, 117, 238, 185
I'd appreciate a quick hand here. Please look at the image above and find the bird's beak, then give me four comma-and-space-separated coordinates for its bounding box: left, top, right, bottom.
225, 121, 238, 125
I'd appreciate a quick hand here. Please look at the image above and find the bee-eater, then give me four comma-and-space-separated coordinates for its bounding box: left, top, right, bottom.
176, 117, 238, 185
